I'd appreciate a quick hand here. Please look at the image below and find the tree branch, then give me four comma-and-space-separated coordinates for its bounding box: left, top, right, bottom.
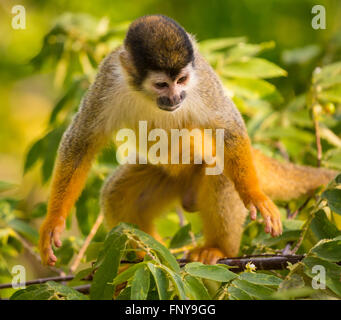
0, 254, 309, 291
69, 212, 104, 273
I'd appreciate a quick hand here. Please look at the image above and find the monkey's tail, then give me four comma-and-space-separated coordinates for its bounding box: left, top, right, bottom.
253, 149, 338, 201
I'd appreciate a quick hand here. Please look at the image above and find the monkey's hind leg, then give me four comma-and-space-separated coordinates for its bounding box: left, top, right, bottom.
189, 174, 248, 264
101, 164, 179, 241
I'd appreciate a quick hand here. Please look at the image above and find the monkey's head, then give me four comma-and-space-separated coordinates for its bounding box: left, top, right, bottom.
121, 15, 195, 112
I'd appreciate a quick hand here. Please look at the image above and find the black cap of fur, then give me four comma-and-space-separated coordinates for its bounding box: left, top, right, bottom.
125, 15, 194, 86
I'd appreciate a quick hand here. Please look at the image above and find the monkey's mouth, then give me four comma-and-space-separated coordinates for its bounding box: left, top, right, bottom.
157, 103, 181, 112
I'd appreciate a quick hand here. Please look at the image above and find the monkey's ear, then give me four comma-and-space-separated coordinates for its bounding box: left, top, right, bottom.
119, 50, 138, 78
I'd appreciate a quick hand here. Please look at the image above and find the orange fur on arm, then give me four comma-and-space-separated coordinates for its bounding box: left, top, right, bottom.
224, 134, 263, 207
44, 154, 94, 225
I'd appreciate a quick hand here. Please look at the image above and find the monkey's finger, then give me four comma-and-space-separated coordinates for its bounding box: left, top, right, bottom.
41, 242, 57, 266
271, 217, 283, 237
53, 229, 62, 248
47, 248, 57, 266
256, 202, 272, 233
265, 215, 272, 234
249, 204, 257, 220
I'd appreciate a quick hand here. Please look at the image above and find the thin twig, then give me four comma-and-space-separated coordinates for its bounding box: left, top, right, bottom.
313, 105, 322, 167
175, 206, 185, 227
70, 213, 104, 273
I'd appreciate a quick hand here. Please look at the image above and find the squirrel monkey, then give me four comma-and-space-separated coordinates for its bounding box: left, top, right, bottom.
39, 15, 337, 266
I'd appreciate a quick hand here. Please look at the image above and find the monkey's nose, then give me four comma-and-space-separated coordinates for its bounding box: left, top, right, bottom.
171, 95, 181, 105
157, 95, 182, 111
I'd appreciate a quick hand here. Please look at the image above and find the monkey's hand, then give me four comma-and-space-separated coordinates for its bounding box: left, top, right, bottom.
39, 216, 65, 266
188, 247, 225, 265
247, 192, 282, 237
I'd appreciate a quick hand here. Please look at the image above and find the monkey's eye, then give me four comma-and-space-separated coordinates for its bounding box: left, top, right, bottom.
177, 76, 187, 84
154, 82, 168, 88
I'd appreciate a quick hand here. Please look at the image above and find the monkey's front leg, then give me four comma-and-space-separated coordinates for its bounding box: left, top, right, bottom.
39, 156, 94, 266
224, 134, 283, 237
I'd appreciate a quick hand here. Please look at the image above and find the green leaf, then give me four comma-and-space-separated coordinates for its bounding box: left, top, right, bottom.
116, 223, 179, 272
258, 127, 314, 144
223, 78, 283, 104
161, 265, 187, 300
227, 286, 252, 300
256, 230, 301, 247
336, 174, 341, 184
314, 62, 341, 85
318, 84, 341, 103
184, 262, 237, 282
231, 279, 274, 300
310, 210, 341, 240
239, 272, 282, 286
71, 268, 93, 283
10, 281, 88, 300
30, 202, 47, 218
8, 219, 39, 244
24, 138, 44, 173
323, 150, 341, 170
282, 45, 321, 65
76, 175, 102, 236
272, 287, 316, 300
222, 58, 287, 79
131, 265, 150, 300
90, 232, 128, 300
311, 239, 341, 262
184, 275, 211, 300
41, 127, 65, 183
199, 37, 246, 53
322, 189, 341, 214
226, 41, 275, 60
116, 286, 132, 300
54, 238, 76, 265
169, 224, 192, 249
112, 263, 145, 286
49, 79, 82, 124
147, 262, 169, 300
85, 242, 103, 262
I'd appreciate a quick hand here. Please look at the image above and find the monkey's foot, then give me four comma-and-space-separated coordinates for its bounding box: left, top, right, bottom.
188, 247, 225, 265
248, 193, 283, 237
39, 217, 65, 266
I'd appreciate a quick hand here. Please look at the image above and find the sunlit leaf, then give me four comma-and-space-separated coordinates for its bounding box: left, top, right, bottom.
185, 262, 237, 282
222, 58, 287, 79
131, 265, 150, 300
238, 272, 282, 286
322, 189, 341, 215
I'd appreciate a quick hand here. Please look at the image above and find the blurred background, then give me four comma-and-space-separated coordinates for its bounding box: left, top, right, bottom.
0, 0, 340, 297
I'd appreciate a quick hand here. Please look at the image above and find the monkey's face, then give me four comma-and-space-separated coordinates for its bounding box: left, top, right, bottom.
142, 64, 194, 112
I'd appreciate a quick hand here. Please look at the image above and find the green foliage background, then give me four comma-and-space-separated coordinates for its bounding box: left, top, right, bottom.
0, 0, 341, 300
